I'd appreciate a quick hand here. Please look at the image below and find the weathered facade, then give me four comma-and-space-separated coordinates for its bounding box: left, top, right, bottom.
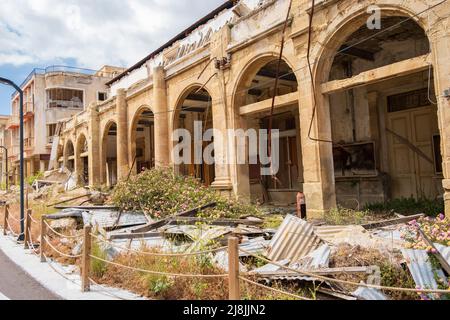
7, 66, 124, 184
57, 0, 450, 217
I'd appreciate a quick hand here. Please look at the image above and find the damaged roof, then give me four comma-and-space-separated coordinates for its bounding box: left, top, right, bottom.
265, 215, 322, 262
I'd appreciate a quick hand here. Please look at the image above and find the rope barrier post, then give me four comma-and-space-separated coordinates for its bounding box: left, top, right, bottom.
3, 204, 8, 236
228, 237, 240, 300
82, 225, 92, 292
40, 216, 47, 263
24, 209, 32, 249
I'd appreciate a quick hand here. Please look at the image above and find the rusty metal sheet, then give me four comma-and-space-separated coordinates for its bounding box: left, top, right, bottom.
265, 215, 321, 262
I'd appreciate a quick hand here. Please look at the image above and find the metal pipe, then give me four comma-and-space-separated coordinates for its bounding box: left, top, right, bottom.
0, 77, 25, 241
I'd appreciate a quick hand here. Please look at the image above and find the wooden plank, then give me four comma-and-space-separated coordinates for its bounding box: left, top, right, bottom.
109, 232, 164, 241
131, 202, 217, 233
321, 54, 430, 95
362, 214, 424, 230
252, 266, 370, 278
239, 91, 298, 116
167, 217, 264, 227
82, 225, 92, 292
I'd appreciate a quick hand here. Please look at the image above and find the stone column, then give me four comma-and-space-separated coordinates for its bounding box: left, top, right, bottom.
430, 31, 450, 216
298, 75, 337, 219
153, 67, 170, 167
88, 103, 101, 187
116, 89, 129, 180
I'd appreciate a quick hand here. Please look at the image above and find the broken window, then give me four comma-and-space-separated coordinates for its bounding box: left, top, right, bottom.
47, 88, 84, 109
98, 91, 108, 101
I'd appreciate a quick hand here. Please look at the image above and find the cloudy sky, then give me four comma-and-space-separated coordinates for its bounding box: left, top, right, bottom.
0, 0, 225, 114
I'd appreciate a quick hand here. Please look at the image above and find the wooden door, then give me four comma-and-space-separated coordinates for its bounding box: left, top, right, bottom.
387, 106, 439, 199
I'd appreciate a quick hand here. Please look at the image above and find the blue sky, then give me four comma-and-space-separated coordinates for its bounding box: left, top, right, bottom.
0, 0, 225, 115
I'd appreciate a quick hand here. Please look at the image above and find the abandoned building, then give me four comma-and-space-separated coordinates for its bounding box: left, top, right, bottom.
5, 65, 125, 185
37, 0, 450, 217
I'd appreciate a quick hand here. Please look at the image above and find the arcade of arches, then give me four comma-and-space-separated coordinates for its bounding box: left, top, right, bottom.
57, 0, 450, 217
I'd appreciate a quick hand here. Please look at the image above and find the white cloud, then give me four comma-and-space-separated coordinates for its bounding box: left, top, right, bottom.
0, 0, 225, 69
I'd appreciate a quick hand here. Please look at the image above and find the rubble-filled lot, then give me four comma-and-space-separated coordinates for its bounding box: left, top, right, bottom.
1, 168, 449, 300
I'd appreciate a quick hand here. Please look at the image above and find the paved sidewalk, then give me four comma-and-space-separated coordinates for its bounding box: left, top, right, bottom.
0, 231, 144, 300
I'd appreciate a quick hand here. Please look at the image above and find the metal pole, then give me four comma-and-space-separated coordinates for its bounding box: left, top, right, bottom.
0, 146, 8, 191
0, 77, 25, 241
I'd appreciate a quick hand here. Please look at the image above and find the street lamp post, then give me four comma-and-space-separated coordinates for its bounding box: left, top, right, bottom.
0, 146, 8, 191
0, 77, 25, 241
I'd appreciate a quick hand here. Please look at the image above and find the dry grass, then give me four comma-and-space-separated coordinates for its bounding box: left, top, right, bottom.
330, 244, 417, 300
92, 247, 311, 300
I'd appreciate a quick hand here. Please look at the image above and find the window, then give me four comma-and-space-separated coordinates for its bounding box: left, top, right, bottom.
47, 124, 57, 144
433, 135, 443, 175
47, 88, 84, 109
98, 92, 108, 101
387, 88, 434, 113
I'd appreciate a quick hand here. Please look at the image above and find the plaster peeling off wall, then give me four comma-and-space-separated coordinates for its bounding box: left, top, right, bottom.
230, 0, 290, 46
110, 64, 148, 96
109, 0, 264, 96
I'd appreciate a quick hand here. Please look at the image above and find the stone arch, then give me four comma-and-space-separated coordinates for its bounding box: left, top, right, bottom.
172, 83, 216, 186
129, 105, 155, 175
314, 4, 431, 86
313, 3, 441, 207
75, 132, 89, 186
231, 53, 301, 204
63, 138, 75, 172
101, 120, 118, 187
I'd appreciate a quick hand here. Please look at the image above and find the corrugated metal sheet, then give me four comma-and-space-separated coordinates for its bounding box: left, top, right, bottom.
434, 243, 450, 265
290, 244, 330, 270
213, 250, 247, 272
353, 287, 388, 300
314, 225, 366, 243
83, 210, 148, 229
252, 259, 290, 273
401, 249, 446, 294
239, 237, 270, 257
265, 215, 321, 262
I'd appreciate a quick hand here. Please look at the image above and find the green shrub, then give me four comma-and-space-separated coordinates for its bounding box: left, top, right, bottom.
112, 168, 261, 219
26, 171, 44, 186
365, 197, 444, 217
91, 241, 108, 278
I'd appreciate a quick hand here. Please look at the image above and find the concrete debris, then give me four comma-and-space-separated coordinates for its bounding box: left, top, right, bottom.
265, 215, 321, 262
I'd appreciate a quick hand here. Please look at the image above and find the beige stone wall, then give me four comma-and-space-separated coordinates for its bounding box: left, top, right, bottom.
59, 0, 450, 216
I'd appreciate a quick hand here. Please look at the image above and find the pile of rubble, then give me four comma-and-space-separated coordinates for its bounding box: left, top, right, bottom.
44, 203, 450, 300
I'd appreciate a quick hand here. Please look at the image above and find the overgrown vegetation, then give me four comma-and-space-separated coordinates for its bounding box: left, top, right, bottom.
93, 246, 307, 300
26, 171, 44, 186
324, 206, 393, 225
402, 214, 450, 249
330, 244, 417, 300
365, 198, 444, 217
112, 168, 262, 220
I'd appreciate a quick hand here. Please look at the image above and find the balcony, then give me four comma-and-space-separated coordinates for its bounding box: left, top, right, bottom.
7, 116, 19, 129
47, 99, 84, 110
24, 137, 34, 151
